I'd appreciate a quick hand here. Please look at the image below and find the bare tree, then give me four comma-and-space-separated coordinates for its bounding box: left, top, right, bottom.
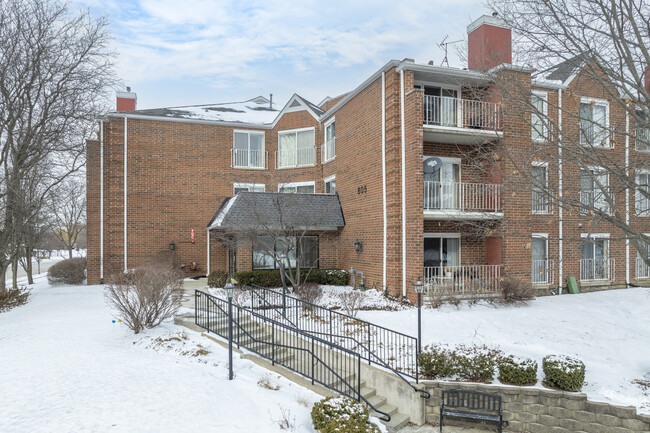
50, 178, 86, 259
210, 192, 343, 289
0, 0, 118, 290
475, 0, 650, 265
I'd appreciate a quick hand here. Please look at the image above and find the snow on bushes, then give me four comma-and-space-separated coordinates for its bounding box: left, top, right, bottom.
47, 257, 86, 285
310, 396, 379, 432
543, 355, 586, 391
418, 344, 502, 383
498, 355, 538, 385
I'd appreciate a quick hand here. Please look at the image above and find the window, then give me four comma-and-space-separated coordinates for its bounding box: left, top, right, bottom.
324, 175, 336, 194
323, 119, 335, 162
636, 127, 650, 151
233, 131, 265, 168
233, 183, 265, 194
531, 91, 548, 141
420, 85, 459, 127
278, 181, 315, 194
636, 172, 650, 215
423, 235, 460, 268
580, 168, 610, 213
636, 236, 650, 279
580, 98, 609, 147
423, 157, 460, 210
252, 236, 319, 270
278, 128, 315, 168
580, 234, 611, 281
531, 234, 549, 284
532, 163, 550, 214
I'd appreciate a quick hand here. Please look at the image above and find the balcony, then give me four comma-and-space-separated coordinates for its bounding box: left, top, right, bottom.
636, 257, 650, 279
422, 95, 502, 144
276, 146, 316, 169
636, 128, 650, 152
532, 260, 555, 285
424, 265, 502, 296
580, 258, 615, 282
423, 181, 502, 220
580, 190, 614, 215
232, 148, 267, 169
532, 190, 553, 214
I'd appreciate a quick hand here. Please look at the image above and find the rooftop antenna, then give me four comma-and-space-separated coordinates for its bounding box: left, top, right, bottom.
438, 35, 463, 67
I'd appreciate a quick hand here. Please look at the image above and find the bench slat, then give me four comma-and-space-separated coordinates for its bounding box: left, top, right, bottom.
441, 409, 500, 422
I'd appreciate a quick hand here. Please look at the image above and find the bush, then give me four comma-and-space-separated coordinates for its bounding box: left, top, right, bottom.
320, 269, 349, 286
498, 355, 538, 385
499, 277, 536, 305
104, 257, 184, 334
418, 345, 457, 379
339, 290, 364, 317
543, 355, 585, 391
207, 270, 229, 288
0, 287, 30, 312
47, 258, 86, 285
234, 270, 284, 287
294, 282, 322, 305
311, 396, 378, 432
233, 268, 349, 288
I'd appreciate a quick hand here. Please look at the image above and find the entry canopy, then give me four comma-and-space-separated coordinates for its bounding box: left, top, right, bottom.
208, 192, 345, 232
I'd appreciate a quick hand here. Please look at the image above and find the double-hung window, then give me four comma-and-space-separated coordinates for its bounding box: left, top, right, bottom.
636, 171, 650, 215
324, 175, 336, 194
252, 236, 319, 270
278, 128, 315, 168
580, 168, 610, 213
279, 181, 315, 194
531, 91, 548, 141
532, 163, 550, 214
636, 236, 650, 279
580, 97, 609, 147
323, 119, 335, 163
233, 131, 265, 169
636, 112, 650, 151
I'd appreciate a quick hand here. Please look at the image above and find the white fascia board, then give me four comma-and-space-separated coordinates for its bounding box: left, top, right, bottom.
486, 63, 533, 74
532, 78, 567, 90
106, 112, 274, 129
271, 94, 321, 127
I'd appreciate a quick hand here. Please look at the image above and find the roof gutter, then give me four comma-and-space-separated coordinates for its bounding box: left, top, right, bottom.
106, 112, 275, 130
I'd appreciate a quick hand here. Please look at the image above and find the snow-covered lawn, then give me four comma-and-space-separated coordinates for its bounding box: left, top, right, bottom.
356, 288, 650, 413
0, 279, 326, 433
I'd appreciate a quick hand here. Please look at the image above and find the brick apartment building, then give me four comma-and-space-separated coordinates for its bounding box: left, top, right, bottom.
86, 14, 650, 300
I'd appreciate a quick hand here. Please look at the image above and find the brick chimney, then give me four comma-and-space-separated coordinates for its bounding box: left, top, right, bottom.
467, 14, 512, 71
116, 87, 137, 112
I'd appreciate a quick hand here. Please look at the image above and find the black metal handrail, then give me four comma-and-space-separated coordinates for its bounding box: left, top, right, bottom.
245, 284, 429, 399
195, 289, 392, 421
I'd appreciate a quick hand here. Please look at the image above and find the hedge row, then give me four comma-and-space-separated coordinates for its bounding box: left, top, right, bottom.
208, 268, 349, 288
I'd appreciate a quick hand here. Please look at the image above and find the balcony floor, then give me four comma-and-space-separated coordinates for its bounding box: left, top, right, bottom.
423, 209, 504, 220
423, 124, 502, 145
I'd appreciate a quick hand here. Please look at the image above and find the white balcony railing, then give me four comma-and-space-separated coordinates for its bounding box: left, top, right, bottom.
232, 148, 267, 169
532, 260, 555, 285
636, 257, 650, 279
276, 146, 316, 168
424, 181, 502, 213
424, 265, 503, 295
532, 189, 552, 214
322, 138, 335, 163
580, 122, 610, 147
423, 95, 501, 130
580, 190, 613, 214
636, 128, 650, 152
580, 258, 615, 282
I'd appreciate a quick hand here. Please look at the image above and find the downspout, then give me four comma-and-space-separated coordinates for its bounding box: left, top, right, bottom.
100, 120, 104, 283
207, 229, 210, 275
124, 117, 128, 272
400, 69, 407, 297
382, 71, 387, 291
625, 108, 630, 286
558, 89, 563, 293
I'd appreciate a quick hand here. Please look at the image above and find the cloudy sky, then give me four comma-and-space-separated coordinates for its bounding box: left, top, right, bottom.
77, 0, 487, 110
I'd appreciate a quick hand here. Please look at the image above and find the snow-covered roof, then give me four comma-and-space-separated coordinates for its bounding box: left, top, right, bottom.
116, 96, 280, 125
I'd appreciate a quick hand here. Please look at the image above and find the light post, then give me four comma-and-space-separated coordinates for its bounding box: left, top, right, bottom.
225, 281, 235, 380
414, 279, 424, 354
278, 253, 287, 317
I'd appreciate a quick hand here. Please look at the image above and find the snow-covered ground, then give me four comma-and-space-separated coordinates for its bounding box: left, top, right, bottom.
0, 279, 331, 433
356, 288, 650, 413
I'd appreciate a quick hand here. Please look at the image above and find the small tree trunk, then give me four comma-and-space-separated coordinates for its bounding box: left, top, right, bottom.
26, 247, 34, 285
68, 247, 73, 259
0, 262, 7, 292
12, 256, 18, 289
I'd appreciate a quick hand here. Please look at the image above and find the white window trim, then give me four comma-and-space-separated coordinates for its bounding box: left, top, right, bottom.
323, 117, 336, 164
579, 97, 611, 148
278, 180, 316, 192
277, 127, 316, 169
324, 175, 336, 194
580, 233, 610, 239
635, 170, 650, 216
233, 130, 266, 170
532, 162, 550, 214
233, 183, 265, 194
531, 91, 548, 142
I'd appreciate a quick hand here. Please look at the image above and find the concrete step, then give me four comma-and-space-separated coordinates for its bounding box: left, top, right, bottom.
384, 411, 410, 432
366, 394, 387, 408
360, 386, 376, 399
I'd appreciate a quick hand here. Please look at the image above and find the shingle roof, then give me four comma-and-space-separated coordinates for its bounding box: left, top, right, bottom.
208, 192, 345, 231
540, 54, 586, 83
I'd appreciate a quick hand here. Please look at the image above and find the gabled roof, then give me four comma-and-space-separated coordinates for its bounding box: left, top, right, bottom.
208, 192, 345, 231
538, 54, 587, 85
270, 94, 324, 125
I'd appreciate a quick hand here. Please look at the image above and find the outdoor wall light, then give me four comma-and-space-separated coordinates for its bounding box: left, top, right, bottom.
354, 239, 363, 253
169, 241, 175, 250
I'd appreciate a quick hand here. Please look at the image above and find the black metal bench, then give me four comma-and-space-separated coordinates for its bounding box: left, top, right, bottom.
440, 389, 503, 432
